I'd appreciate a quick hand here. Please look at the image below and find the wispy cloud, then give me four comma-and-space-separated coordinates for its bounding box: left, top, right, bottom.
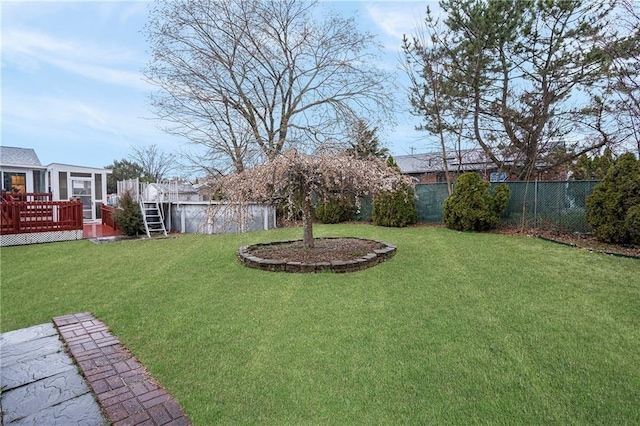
2, 28, 149, 90
4, 92, 122, 139
3, 89, 177, 152
364, 2, 446, 53
0, 1, 180, 167
365, 3, 428, 48
95, 2, 149, 25
1, 91, 155, 167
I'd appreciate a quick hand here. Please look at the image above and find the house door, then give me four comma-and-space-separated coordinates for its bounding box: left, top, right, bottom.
70, 178, 94, 221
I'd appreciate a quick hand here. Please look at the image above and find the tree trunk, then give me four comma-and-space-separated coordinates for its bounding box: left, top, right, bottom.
301, 194, 314, 249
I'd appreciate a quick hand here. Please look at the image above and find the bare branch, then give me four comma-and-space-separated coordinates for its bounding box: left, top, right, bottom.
144, 0, 396, 175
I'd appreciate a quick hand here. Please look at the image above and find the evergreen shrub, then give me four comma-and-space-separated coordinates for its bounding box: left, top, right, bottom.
372, 156, 417, 227
492, 184, 510, 217
443, 172, 510, 231
112, 191, 144, 236
372, 186, 417, 227
625, 205, 640, 244
586, 153, 640, 244
315, 197, 356, 224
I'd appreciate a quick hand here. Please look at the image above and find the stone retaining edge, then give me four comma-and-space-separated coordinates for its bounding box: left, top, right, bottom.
238, 238, 397, 273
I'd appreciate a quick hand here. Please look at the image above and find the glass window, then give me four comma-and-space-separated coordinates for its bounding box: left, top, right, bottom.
95, 174, 103, 201
33, 170, 46, 193
59, 172, 68, 199
3, 172, 26, 193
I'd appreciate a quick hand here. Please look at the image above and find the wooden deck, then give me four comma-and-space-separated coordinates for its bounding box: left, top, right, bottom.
1, 192, 122, 243
1, 195, 83, 235
83, 222, 123, 239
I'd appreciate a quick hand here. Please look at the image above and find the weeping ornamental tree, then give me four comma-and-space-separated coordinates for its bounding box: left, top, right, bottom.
218, 151, 413, 248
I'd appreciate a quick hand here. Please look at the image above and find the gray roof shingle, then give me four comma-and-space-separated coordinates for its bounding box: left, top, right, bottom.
395, 148, 511, 174
0, 146, 44, 167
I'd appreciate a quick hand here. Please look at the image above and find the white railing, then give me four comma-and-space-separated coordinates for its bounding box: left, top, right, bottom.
117, 179, 190, 203
117, 178, 142, 202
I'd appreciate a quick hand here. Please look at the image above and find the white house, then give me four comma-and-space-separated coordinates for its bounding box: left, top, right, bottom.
0, 146, 112, 221
0, 146, 47, 194
46, 163, 111, 221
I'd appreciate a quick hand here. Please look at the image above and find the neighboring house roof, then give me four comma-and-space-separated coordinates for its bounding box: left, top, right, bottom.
0, 146, 45, 169
395, 148, 510, 175
395, 152, 444, 174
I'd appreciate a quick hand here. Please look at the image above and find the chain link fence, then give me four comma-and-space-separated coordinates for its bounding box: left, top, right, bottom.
356, 180, 600, 234
498, 180, 599, 233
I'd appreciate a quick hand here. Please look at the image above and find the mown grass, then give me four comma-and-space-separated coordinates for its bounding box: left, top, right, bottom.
1, 224, 638, 424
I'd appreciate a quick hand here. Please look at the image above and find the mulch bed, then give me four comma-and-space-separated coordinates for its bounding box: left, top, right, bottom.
490, 226, 640, 258
246, 238, 386, 263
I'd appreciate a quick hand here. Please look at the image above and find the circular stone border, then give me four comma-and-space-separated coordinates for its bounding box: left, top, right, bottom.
238, 237, 397, 273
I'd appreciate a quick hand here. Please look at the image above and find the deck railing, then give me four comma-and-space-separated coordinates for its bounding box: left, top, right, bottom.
0, 199, 83, 235
101, 204, 120, 231
1, 191, 53, 202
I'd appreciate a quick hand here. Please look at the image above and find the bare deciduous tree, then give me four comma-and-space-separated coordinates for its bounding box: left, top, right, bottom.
144, 0, 396, 174
129, 144, 175, 183
218, 150, 412, 248
177, 112, 261, 178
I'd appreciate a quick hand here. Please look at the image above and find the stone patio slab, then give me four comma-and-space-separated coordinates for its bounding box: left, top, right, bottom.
0, 351, 76, 392
2, 369, 93, 423
9, 393, 108, 426
1, 315, 190, 425
1, 335, 62, 366
0, 323, 57, 347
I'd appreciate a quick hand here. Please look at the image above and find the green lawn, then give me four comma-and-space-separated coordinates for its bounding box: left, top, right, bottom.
1, 224, 639, 424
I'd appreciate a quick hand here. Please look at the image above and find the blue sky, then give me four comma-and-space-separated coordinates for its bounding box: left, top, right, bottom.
2, 1, 434, 170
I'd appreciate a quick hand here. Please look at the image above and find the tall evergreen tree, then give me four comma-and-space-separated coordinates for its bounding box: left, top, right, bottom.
345, 120, 389, 160
404, 0, 630, 180
105, 159, 146, 194
570, 148, 615, 180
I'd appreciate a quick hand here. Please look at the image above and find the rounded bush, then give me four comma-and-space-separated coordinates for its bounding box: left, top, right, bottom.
625, 205, 640, 245
492, 183, 510, 217
112, 191, 144, 236
586, 153, 640, 244
372, 184, 417, 227
315, 197, 356, 224
443, 173, 510, 232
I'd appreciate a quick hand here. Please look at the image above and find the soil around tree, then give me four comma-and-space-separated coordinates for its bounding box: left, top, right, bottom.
246, 238, 387, 263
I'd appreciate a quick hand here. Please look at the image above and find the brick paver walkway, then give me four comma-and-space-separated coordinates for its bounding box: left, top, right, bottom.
53, 313, 191, 426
